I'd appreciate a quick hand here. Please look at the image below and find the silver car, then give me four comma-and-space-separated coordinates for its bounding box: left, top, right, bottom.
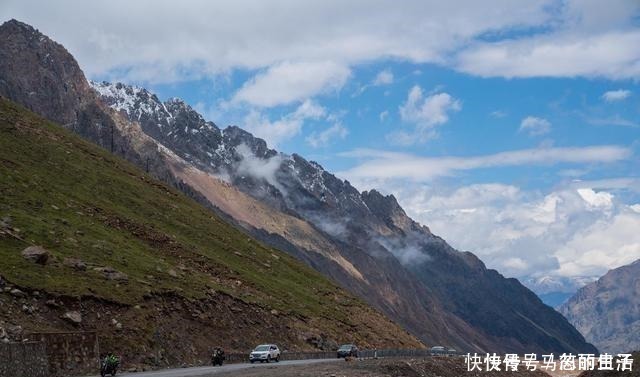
249, 344, 280, 363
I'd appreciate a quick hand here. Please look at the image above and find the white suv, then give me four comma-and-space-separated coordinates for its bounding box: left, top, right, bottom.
249, 344, 280, 363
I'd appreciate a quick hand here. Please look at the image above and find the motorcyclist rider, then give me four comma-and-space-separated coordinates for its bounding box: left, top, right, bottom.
211, 347, 225, 365
104, 352, 119, 367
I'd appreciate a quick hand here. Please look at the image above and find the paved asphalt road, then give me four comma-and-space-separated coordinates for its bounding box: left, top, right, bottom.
88, 358, 340, 377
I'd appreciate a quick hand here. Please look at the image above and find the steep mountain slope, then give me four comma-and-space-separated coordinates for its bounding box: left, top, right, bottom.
0, 18, 596, 355
0, 97, 422, 366
560, 260, 640, 354
90, 81, 596, 354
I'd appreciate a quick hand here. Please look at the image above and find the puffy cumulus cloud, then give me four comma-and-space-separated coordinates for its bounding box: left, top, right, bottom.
339, 145, 631, 181
232, 61, 351, 107
555, 211, 640, 277
400, 87, 462, 126
354, 180, 640, 280
392, 86, 461, 144
520, 116, 551, 136
242, 99, 326, 147
306, 122, 348, 148
602, 89, 632, 102
576, 188, 614, 209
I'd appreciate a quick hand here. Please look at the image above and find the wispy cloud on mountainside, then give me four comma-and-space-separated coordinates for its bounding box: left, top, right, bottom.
235, 143, 286, 194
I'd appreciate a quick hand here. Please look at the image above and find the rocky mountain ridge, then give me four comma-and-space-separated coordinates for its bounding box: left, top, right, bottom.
560, 260, 640, 354
88, 77, 596, 354
0, 18, 597, 355
523, 275, 599, 308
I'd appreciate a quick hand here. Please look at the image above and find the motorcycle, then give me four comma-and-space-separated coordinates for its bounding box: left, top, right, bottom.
100, 357, 119, 377
211, 348, 225, 366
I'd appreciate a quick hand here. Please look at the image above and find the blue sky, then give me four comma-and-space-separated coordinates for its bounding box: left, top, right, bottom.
146, 62, 639, 190
2, 0, 639, 287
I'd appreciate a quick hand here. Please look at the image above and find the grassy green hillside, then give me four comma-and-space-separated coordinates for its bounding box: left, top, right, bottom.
0, 97, 421, 363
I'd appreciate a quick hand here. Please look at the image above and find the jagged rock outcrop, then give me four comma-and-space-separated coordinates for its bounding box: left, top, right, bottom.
560, 260, 640, 354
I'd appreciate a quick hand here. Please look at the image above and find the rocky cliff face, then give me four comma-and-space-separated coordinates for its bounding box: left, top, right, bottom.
560, 260, 640, 354
0, 18, 597, 355
0, 20, 177, 185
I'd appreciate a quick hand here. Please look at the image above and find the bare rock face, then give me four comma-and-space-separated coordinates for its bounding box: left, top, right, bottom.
21, 246, 50, 265
0, 19, 93, 126
559, 259, 640, 354
0, 19, 177, 187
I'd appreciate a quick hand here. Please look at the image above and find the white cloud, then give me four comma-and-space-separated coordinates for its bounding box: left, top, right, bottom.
242, 99, 326, 147
392, 86, 461, 144
306, 122, 348, 148
8, 0, 637, 83
355, 180, 640, 280
520, 116, 551, 136
232, 60, 350, 107
400, 86, 461, 127
379, 110, 389, 122
0, 0, 550, 81
555, 211, 640, 277
586, 115, 639, 127
235, 143, 286, 193
372, 69, 393, 85
456, 30, 640, 80
602, 89, 632, 102
351, 68, 394, 97
490, 110, 507, 118
576, 188, 614, 209
339, 145, 631, 181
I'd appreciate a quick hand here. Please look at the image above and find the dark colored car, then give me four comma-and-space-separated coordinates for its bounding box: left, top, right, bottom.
337, 344, 358, 358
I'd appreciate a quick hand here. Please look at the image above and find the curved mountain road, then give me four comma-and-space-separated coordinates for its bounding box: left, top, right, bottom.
86, 359, 341, 377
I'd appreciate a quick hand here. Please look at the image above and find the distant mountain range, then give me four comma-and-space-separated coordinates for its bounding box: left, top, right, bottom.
0, 19, 597, 355
560, 260, 640, 354
523, 275, 599, 308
